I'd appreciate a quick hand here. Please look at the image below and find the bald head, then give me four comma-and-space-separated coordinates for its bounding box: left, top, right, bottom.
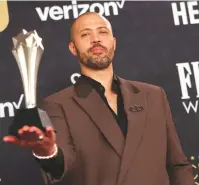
70, 12, 113, 42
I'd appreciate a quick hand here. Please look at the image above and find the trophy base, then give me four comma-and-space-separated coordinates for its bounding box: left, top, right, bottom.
8, 107, 54, 138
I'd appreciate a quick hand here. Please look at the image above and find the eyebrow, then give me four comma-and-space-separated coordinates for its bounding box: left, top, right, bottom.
80, 26, 109, 33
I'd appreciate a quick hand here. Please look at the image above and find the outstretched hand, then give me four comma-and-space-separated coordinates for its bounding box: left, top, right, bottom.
3, 126, 56, 156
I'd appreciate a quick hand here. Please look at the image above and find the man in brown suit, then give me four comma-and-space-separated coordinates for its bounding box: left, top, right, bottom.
3, 12, 194, 185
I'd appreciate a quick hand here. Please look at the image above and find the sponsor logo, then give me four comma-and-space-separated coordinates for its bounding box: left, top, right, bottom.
0, 94, 24, 118
36, 0, 125, 21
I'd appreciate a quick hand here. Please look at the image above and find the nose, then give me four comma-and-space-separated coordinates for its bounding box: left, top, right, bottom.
90, 32, 101, 45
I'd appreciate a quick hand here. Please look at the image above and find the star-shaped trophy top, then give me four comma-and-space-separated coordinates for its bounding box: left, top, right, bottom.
12, 29, 44, 51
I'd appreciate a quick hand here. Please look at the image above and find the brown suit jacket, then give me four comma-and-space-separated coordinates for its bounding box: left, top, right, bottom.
39, 77, 194, 185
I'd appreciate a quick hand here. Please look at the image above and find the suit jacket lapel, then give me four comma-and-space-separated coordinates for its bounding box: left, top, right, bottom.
72, 78, 125, 157
117, 77, 147, 185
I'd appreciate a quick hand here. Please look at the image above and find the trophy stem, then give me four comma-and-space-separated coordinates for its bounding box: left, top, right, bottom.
28, 45, 38, 108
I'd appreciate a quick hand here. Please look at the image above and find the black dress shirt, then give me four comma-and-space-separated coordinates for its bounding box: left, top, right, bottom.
36, 74, 128, 179
81, 74, 127, 136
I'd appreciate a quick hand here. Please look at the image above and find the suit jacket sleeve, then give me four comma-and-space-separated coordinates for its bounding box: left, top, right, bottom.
161, 88, 194, 185
36, 99, 76, 185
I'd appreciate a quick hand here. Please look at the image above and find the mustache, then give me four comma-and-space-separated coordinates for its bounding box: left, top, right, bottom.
88, 44, 107, 52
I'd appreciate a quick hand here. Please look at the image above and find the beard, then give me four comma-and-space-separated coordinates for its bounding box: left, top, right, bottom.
76, 44, 115, 70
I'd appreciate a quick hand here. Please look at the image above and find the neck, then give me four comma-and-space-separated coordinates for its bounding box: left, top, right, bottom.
81, 63, 114, 92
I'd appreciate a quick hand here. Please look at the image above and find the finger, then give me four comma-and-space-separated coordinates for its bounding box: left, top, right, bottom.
3, 136, 34, 148
3, 136, 32, 149
29, 126, 37, 133
18, 126, 31, 140
46, 126, 53, 132
18, 126, 30, 136
29, 126, 44, 141
29, 126, 41, 137
33, 127, 44, 137
3, 136, 20, 145
19, 127, 36, 141
45, 127, 55, 140
18, 128, 24, 135
21, 125, 30, 131
18, 126, 42, 141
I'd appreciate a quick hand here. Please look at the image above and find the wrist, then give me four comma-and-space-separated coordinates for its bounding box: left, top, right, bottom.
32, 144, 58, 159
32, 143, 56, 156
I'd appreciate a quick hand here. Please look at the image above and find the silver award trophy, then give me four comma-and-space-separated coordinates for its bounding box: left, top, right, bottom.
8, 29, 54, 137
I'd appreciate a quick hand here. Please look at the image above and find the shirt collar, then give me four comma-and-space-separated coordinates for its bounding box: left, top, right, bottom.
80, 74, 120, 94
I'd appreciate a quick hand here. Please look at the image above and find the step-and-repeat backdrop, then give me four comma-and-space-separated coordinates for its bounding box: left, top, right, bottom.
1, 1, 199, 185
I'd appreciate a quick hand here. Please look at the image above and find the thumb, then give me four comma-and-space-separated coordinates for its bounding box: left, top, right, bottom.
3, 136, 21, 146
